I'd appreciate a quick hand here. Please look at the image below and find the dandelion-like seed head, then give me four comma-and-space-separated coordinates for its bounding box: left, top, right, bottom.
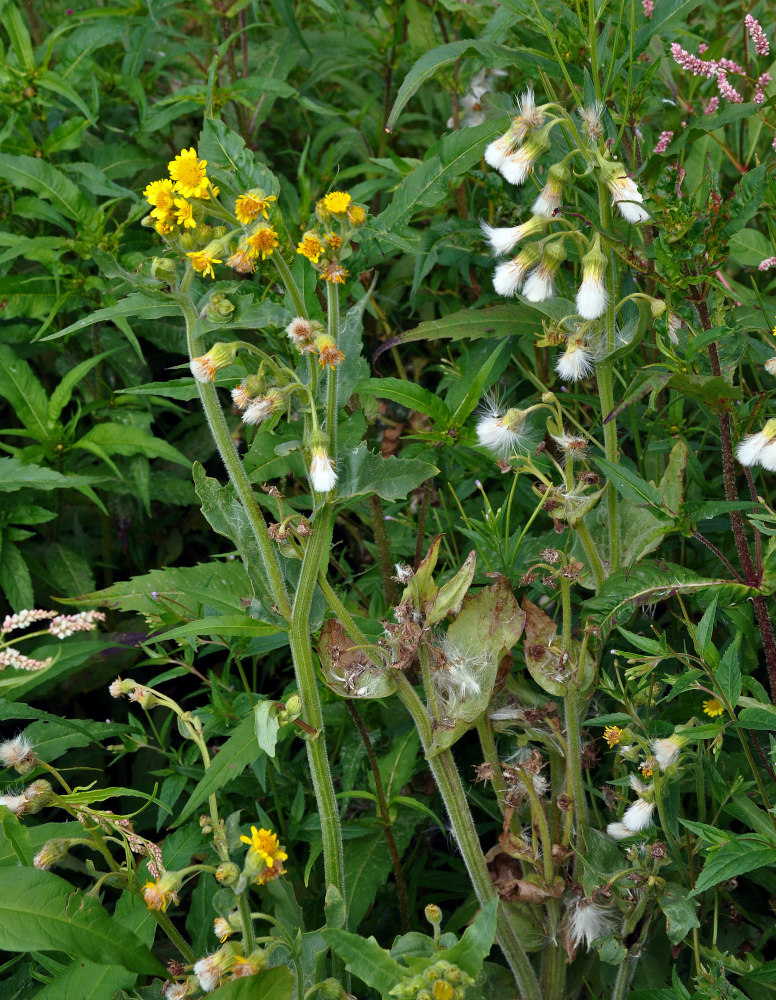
736, 418, 776, 471
0, 735, 35, 772
476, 398, 528, 457
566, 898, 616, 950
578, 102, 605, 142
556, 339, 595, 382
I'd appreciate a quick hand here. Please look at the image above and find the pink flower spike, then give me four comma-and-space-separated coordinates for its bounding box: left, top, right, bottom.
699, 42, 708, 53
745, 13, 770, 57
758, 257, 776, 271
716, 70, 743, 103
704, 96, 719, 114
642, 0, 653, 17
654, 130, 674, 154
670, 42, 718, 78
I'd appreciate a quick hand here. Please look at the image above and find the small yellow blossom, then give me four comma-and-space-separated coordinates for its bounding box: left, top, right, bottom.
187, 250, 222, 279
143, 880, 171, 912
239, 826, 287, 868
174, 197, 197, 229
154, 219, 175, 236
144, 178, 176, 219
347, 203, 367, 226
297, 232, 324, 263
246, 226, 279, 260
433, 982, 454, 1000
325, 232, 342, 250
321, 191, 351, 214
314, 335, 345, 370
603, 726, 623, 747
168, 147, 209, 199
703, 697, 724, 718
235, 192, 276, 225
321, 262, 348, 284
639, 758, 655, 778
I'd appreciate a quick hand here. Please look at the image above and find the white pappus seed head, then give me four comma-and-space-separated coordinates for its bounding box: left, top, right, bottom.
499, 127, 551, 186
193, 955, 222, 992
606, 821, 633, 840
492, 245, 542, 297
651, 735, 685, 771
737, 419, 776, 471
765, 357, 776, 376
531, 161, 568, 219
431, 639, 483, 712
567, 899, 617, 950
556, 340, 595, 382
309, 445, 337, 493
523, 242, 565, 303
481, 216, 547, 257
0, 735, 35, 772
622, 797, 656, 832
476, 402, 527, 457
576, 235, 608, 319
604, 166, 650, 223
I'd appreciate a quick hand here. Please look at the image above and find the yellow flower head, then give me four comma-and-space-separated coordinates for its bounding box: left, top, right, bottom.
321, 190, 351, 214
325, 232, 342, 251
314, 335, 345, 370
347, 203, 367, 226
154, 219, 175, 236
168, 147, 210, 199
296, 232, 324, 264
246, 226, 279, 260
603, 725, 624, 747
239, 826, 288, 868
143, 880, 171, 912
174, 197, 197, 229
702, 697, 724, 718
321, 262, 348, 284
639, 758, 655, 778
433, 981, 454, 1000
226, 248, 256, 274
214, 916, 234, 943
144, 178, 176, 219
235, 192, 276, 225
187, 250, 222, 279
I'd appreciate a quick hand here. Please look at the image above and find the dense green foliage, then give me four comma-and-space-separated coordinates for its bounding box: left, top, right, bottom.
1, 2, 776, 999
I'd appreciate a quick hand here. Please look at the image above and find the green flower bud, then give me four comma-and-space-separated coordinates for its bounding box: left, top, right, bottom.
33, 838, 71, 870
24, 779, 53, 814
215, 861, 240, 886
151, 257, 178, 282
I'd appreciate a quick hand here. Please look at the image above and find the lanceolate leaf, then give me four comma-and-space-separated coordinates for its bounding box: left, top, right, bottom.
358, 377, 452, 426
207, 966, 294, 999
0, 153, 92, 224
0, 867, 165, 975
335, 443, 438, 502
691, 835, 776, 895
439, 898, 498, 976
323, 929, 406, 995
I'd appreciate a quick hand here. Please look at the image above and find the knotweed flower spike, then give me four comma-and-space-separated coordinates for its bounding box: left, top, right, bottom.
481, 215, 548, 256
556, 339, 595, 382
736, 418, 776, 471
523, 242, 566, 302
745, 13, 770, 57
532, 162, 568, 219
576, 236, 608, 320
492, 246, 541, 297
476, 401, 528, 457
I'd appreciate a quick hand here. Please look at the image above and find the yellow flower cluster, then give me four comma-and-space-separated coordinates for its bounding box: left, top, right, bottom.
143, 148, 215, 235
239, 825, 288, 885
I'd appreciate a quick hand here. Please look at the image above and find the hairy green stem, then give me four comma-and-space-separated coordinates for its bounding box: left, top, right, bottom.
290, 504, 346, 912
181, 290, 291, 619
564, 686, 589, 840
369, 494, 398, 606
237, 890, 257, 955
326, 281, 340, 459
152, 909, 196, 962
392, 674, 541, 1000
611, 908, 654, 1000
475, 716, 509, 816
575, 518, 606, 589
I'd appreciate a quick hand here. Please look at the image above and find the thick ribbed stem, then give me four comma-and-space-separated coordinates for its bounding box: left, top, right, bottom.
326, 281, 340, 460
565, 686, 589, 836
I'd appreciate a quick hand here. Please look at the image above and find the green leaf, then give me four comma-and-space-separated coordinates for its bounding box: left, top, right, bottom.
729, 228, 772, 267
0, 867, 165, 974
335, 443, 438, 502
49, 352, 116, 422
358, 377, 452, 426
254, 699, 280, 757
323, 928, 407, 995
46, 293, 179, 341
691, 835, 776, 895
207, 966, 294, 999
174, 715, 259, 826
657, 883, 700, 945
594, 457, 664, 509
0, 343, 56, 445
439, 898, 498, 976
1, 810, 33, 865
154, 615, 281, 642
724, 164, 768, 237
46, 544, 96, 598
75, 423, 190, 467
37, 69, 99, 126
0, 457, 98, 494
199, 117, 280, 196
737, 703, 776, 730
4, 2, 34, 71
0, 153, 92, 224
425, 550, 476, 627
31, 956, 135, 1000
714, 641, 742, 709
2, 542, 34, 611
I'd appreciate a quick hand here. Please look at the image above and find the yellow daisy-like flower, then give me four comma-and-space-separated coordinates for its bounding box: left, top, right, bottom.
235, 192, 276, 225
144, 178, 176, 219
187, 250, 222, 279
155, 219, 175, 236
603, 725, 624, 747
296, 232, 324, 264
314, 335, 345, 370
168, 147, 210, 199
325, 232, 342, 250
143, 880, 171, 912
246, 226, 279, 260
321, 190, 351, 214
702, 697, 724, 718
433, 982, 454, 1000
347, 203, 367, 226
174, 197, 197, 229
240, 826, 288, 868
321, 262, 348, 284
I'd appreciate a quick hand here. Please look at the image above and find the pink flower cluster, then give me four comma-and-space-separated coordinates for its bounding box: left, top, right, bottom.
642, 0, 653, 17
754, 72, 772, 104
48, 610, 105, 639
670, 42, 717, 78
745, 13, 770, 57
1, 609, 55, 633
758, 257, 776, 271
0, 648, 53, 672
654, 130, 674, 153
717, 69, 743, 103
704, 96, 719, 115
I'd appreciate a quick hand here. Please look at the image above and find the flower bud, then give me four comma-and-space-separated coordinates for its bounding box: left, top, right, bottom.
190, 342, 240, 383
315, 978, 346, 1000
151, 257, 179, 283
424, 903, 442, 928
215, 862, 240, 886
33, 838, 71, 870
24, 778, 53, 814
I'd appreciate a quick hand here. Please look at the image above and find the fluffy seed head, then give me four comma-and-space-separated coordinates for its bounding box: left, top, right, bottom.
476, 401, 527, 457
531, 161, 568, 218
622, 796, 655, 832
651, 735, 685, 771
309, 444, 337, 493
737, 419, 776, 470
567, 899, 617, 950
481, 215, 547, 257
576, 236, 608, 319
0, 735, 36, 773
602, 164, 650, 223
556, 340, 595, 382
492, 245, 542, 297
